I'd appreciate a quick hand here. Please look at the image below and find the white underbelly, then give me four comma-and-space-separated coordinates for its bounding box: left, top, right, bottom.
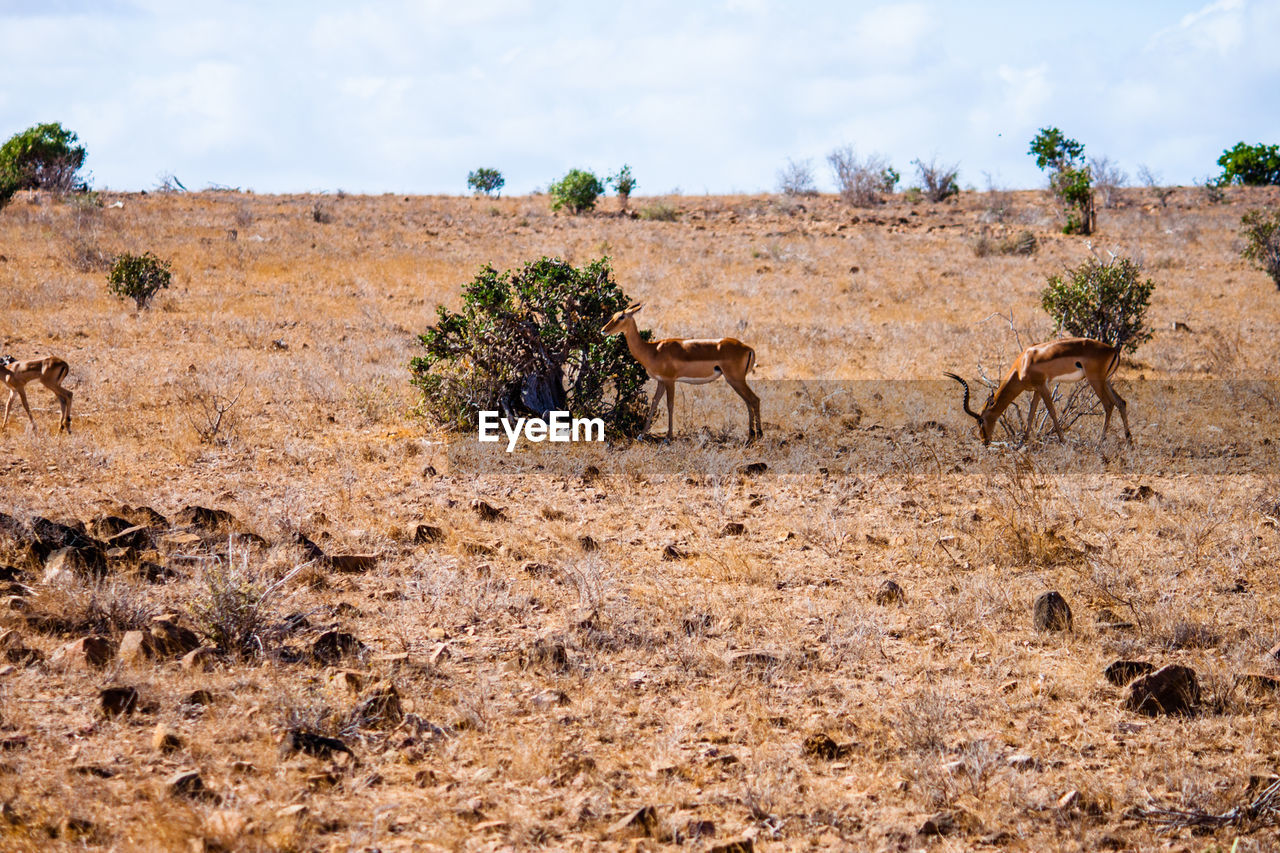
676, 375, 722, 385
1055, 368, 1086, 383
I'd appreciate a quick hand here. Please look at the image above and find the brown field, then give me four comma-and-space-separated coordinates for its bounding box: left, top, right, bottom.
1, 183, 1279, 851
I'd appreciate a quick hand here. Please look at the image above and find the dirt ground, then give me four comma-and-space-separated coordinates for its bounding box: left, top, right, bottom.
0, 183, 1279, 851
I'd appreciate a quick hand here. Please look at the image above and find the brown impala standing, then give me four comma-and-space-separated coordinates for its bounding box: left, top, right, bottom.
602, 303, 761, 441
945, 337, 1130, 446
1, 355, 73, 433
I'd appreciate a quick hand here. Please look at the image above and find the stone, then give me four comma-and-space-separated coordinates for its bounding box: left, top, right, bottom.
874, 579, 906, 606
54, 636, 115, 668
1007, 754, 1038, 771
413, 524, 444, 544
42, 548, 96, 584
708, 840, 754, 853
152, 724, 184, 753
578, 535, 599, 552
148, 618, 201, 658
118, 631, 154, 665
167, 770, 218, 801
919, 812, 957, 836
100, 686, 139, 716
739, 462, 768, 475
1104, 660, 1155, 686
661, 543, 687, 561
1123, 664, 1200, 716
1033, 591, 1073, 632
278, 728, 354, 761
182, 689, 217, 706
607, 805, 661, 839
174, 505, 239, 531
470, 499, 507, 521
720, 522, 746, 537
310, 630, 364, 664
352, 681, 403, 728
328, 554, 378, 573
803, 732, 853, 760
180, 647, 219, 672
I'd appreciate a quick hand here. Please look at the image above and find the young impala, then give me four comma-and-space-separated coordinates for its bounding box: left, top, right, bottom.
602, 303, 762, 441
945, 337, 1130, 446
1, 355, 73, 433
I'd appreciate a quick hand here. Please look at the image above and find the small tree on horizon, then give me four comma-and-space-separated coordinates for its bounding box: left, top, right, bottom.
0, 122, 88, 193
107, 251, 172, 310
1217, 142, 1280, 186
1029, 127, 1095, 235
548, 169, 604, 214
467, 168, 505, 197
609, 164, 636, 210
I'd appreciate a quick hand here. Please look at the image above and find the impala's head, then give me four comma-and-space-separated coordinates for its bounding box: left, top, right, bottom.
944, 373, 997, 445
601, 302, 643, 335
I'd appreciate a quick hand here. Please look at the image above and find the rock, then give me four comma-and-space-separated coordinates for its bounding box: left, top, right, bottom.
181, 647, 219, 672
182, 689, 217, 707
719, 522, 746, 537
470, 500, 507, 521
148, 618, 201, 657
803, 732, 853, 760
152, 724, 184, 753
531, 689, 570, 709
310, 630, 364, 664
724, 649, 783, 669
521, 560, 556, 577
919, 811, 956, 836
1007, 754, 1038, 771
58, 816, 95, 840
174, 505, 239, 531
578, 535, 599, 552
167, 770, 218, 801
707, 840, 754, 853
135, 561, 174, 583
352, 681, 403, 728
106, 524, 153, 552
118, 630, 154, 665
525, 638, 570, 671
278, 728, 354, 761
413, 524, 444, 544
739, 462, 768, 475
290, 532, 326, 560
1119, 485, 1157, 502
100, 686, 139, 716
1123, 664, 1200, 716
332, 669, 364, 693
1104, 660, 1155, 686
328, 554, 378, 573
54, 636, 115, 668
874, 579, 906, 606
1033, 591, 1073, 632
90, 516, 135, 540
0, 630, 38, 666
661, 543, 687, 561
121, 505, 168, 527
607, 805, 662, 839
1266, 641, 1280, 663
42, 547, 104, 583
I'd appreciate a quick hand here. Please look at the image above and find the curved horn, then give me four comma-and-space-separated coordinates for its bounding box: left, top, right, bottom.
944, 372, 982, 423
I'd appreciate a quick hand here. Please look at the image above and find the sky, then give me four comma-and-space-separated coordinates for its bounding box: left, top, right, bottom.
1, 0, 1278, 196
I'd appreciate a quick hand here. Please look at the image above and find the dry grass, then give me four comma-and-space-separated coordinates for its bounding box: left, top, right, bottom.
0, 185, 1278, 849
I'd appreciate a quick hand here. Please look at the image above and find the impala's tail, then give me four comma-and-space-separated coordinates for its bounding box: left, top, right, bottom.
52, 360, 70, 385
1104, 346, 1121, 379
745, 348, 757, 375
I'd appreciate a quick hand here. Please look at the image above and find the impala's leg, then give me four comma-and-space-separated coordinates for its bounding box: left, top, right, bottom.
725, 376, 761, 441
1040, 385, 1066, 441
662, 379, 676, 440
643, 383, 665, 434
13, 386, 36, 432
1106, 381, 1131, 443
1085, 374, 1115, 442
41, 378, 72, 433
1, 389, 12, 429
1023, 389, 1041, 445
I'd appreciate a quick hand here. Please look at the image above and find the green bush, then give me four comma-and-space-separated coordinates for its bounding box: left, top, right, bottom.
410, 256, 649, 436
0, 122, 88, 192
549, 169, 604, 213
1216, 142, 1280, 186
467, 167, 505, 197
1029, 127, 1095, 235
610, 164, 636, 208
1040, 256, 1154, 353
107, 251, 172, 310
0, 174, 18, 212
1240, 208, 1280, 289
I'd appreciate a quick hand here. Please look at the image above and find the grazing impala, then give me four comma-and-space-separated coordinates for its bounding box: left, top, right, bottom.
1, 355, 73, 433
945, 337, 1130, 446
602, 303, 761, 441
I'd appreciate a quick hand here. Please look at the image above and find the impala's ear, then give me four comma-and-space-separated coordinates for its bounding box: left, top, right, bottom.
626, 302, 643, 315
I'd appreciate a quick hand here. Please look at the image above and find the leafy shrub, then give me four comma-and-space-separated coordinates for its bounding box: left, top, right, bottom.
777, 158, 818, 196
911, 157, 959, 202
1029, 127, 1095, 234
610, 164, 636, 207
186, 560, 268, 660
107, 251, 172, 310
828, 147, 898, 206
0, 122, 88, 192
1040, 255, 1155, 353
1240, 208, 1280, 289
410, 256, 649, 436
639, 201, 679, 221
1217, 142, 1280, 186
467, 167, 505, 197
549, 169, 604, 213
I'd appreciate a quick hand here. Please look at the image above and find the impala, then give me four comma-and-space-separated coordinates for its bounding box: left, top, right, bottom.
602, 303, 761, 441
945, 337, 1130, 446
1, 355, 73, 433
